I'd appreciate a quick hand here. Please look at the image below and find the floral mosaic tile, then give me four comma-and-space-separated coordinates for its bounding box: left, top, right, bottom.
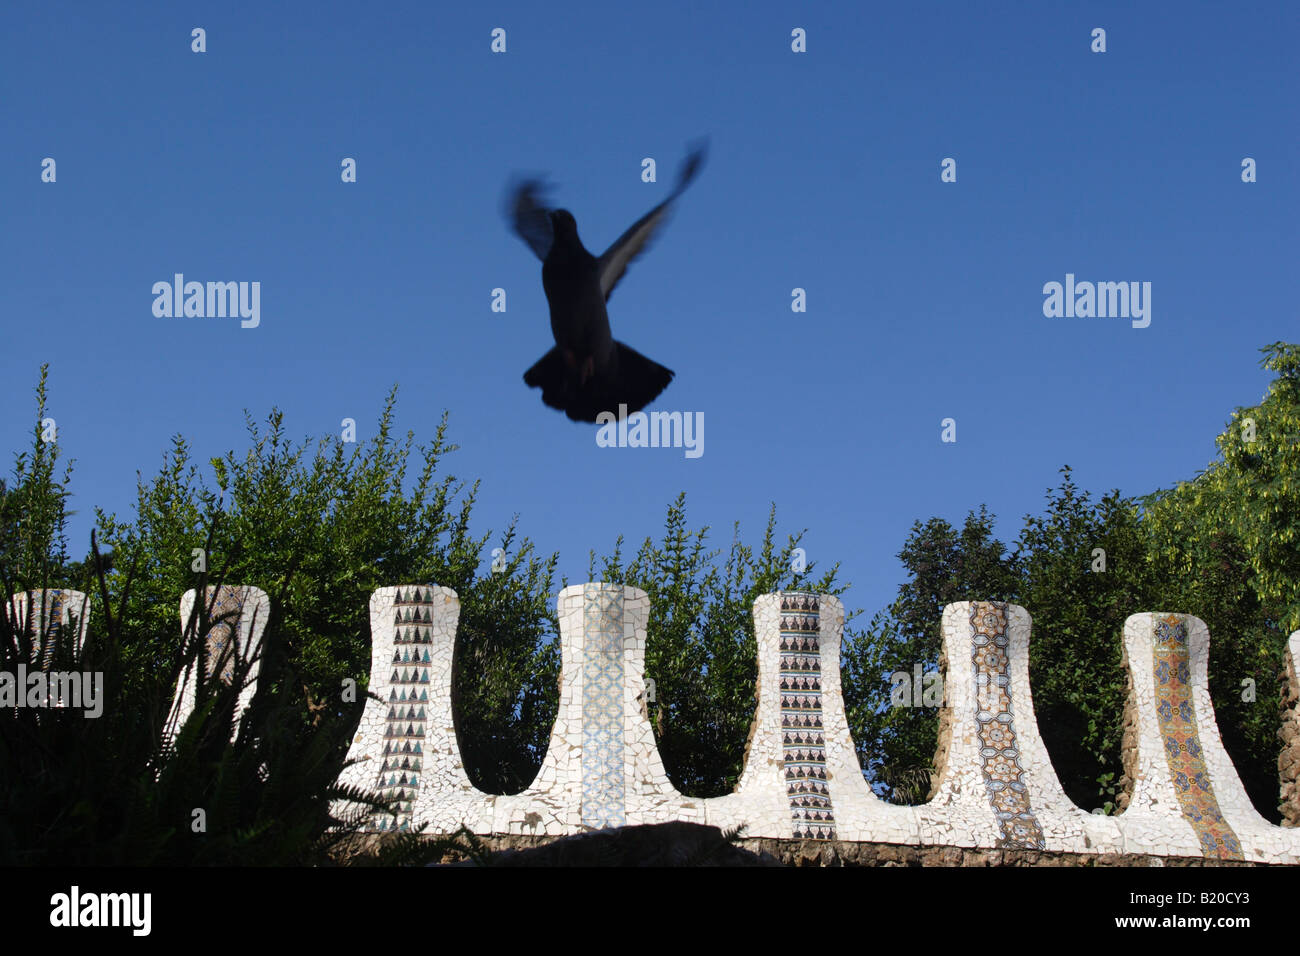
969, 602, 1045, 850
1151, 614, 1242, 860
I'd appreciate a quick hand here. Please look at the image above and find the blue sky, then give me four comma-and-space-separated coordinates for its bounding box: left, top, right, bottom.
2, 1, 1296, 623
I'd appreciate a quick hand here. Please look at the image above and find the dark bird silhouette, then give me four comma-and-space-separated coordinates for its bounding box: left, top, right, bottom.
508, 143, 706, 422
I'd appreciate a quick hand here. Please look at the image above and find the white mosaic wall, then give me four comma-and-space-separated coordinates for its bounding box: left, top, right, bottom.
334, 586, 486, 833
167, 580, 1300, 861
707, 592, 917, 844
7, 582, 1291, 859
165, 585, 269, 742
486, 584, 702, 835
1112, 613, 1297, 863
915, 602, 1102, 853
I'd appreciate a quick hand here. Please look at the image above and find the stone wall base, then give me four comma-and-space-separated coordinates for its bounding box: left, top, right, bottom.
334, 824, 1279, 867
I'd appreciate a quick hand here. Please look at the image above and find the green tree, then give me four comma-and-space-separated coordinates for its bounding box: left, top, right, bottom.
842, 506, 1018, 802
451, 524, 560, 795
0, 364, 76, 597
1015, 468, 1156, 811
94, 388, 559, 785
590, 494, 845, 796
1141, 341, 1300, 820
0, 374, 427, 864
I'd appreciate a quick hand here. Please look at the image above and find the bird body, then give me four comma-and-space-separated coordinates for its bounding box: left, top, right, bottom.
507, 144, 706, 422
540, 216, 611, 381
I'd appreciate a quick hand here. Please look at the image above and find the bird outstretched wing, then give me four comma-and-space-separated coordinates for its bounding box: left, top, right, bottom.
507, 178, 555, 261
597, 142, 707, 302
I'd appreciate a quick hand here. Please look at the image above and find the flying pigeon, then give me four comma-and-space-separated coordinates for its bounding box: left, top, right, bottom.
508, 143, 707, 422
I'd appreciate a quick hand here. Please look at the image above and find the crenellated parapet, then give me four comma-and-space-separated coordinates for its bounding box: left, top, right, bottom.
1114, 614, 1278, 860
333, 585, 484, 833
333, 586, 1300, 861
916, 602, 1105, 853
14, 581, 1296, 861
708, 591, 915, 844
485, 584, 701, 835
340, 587, 1299, 861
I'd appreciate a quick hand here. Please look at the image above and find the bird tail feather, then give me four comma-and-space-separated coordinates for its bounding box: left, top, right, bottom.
604, 341, 675, 419
522, 342, 674, 423
523, 347, 569, 411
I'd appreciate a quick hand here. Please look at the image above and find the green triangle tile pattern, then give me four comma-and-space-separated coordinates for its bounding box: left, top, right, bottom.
371, 587, 435, 833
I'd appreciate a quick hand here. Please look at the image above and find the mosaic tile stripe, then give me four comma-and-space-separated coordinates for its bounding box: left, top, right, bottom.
780, 592, 835, 840
969, 602, 1045, 850
581, 584, 626, 829
165, 586, 268, 745
371, 586, 436, 832
1151, 615, 1243, 860
203, 585, 245, 684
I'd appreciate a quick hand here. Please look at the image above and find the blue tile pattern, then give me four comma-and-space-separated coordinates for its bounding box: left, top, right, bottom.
581, 584, 626, 829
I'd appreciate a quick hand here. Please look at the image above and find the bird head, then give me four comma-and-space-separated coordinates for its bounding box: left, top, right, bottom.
550, 209, 579, 240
